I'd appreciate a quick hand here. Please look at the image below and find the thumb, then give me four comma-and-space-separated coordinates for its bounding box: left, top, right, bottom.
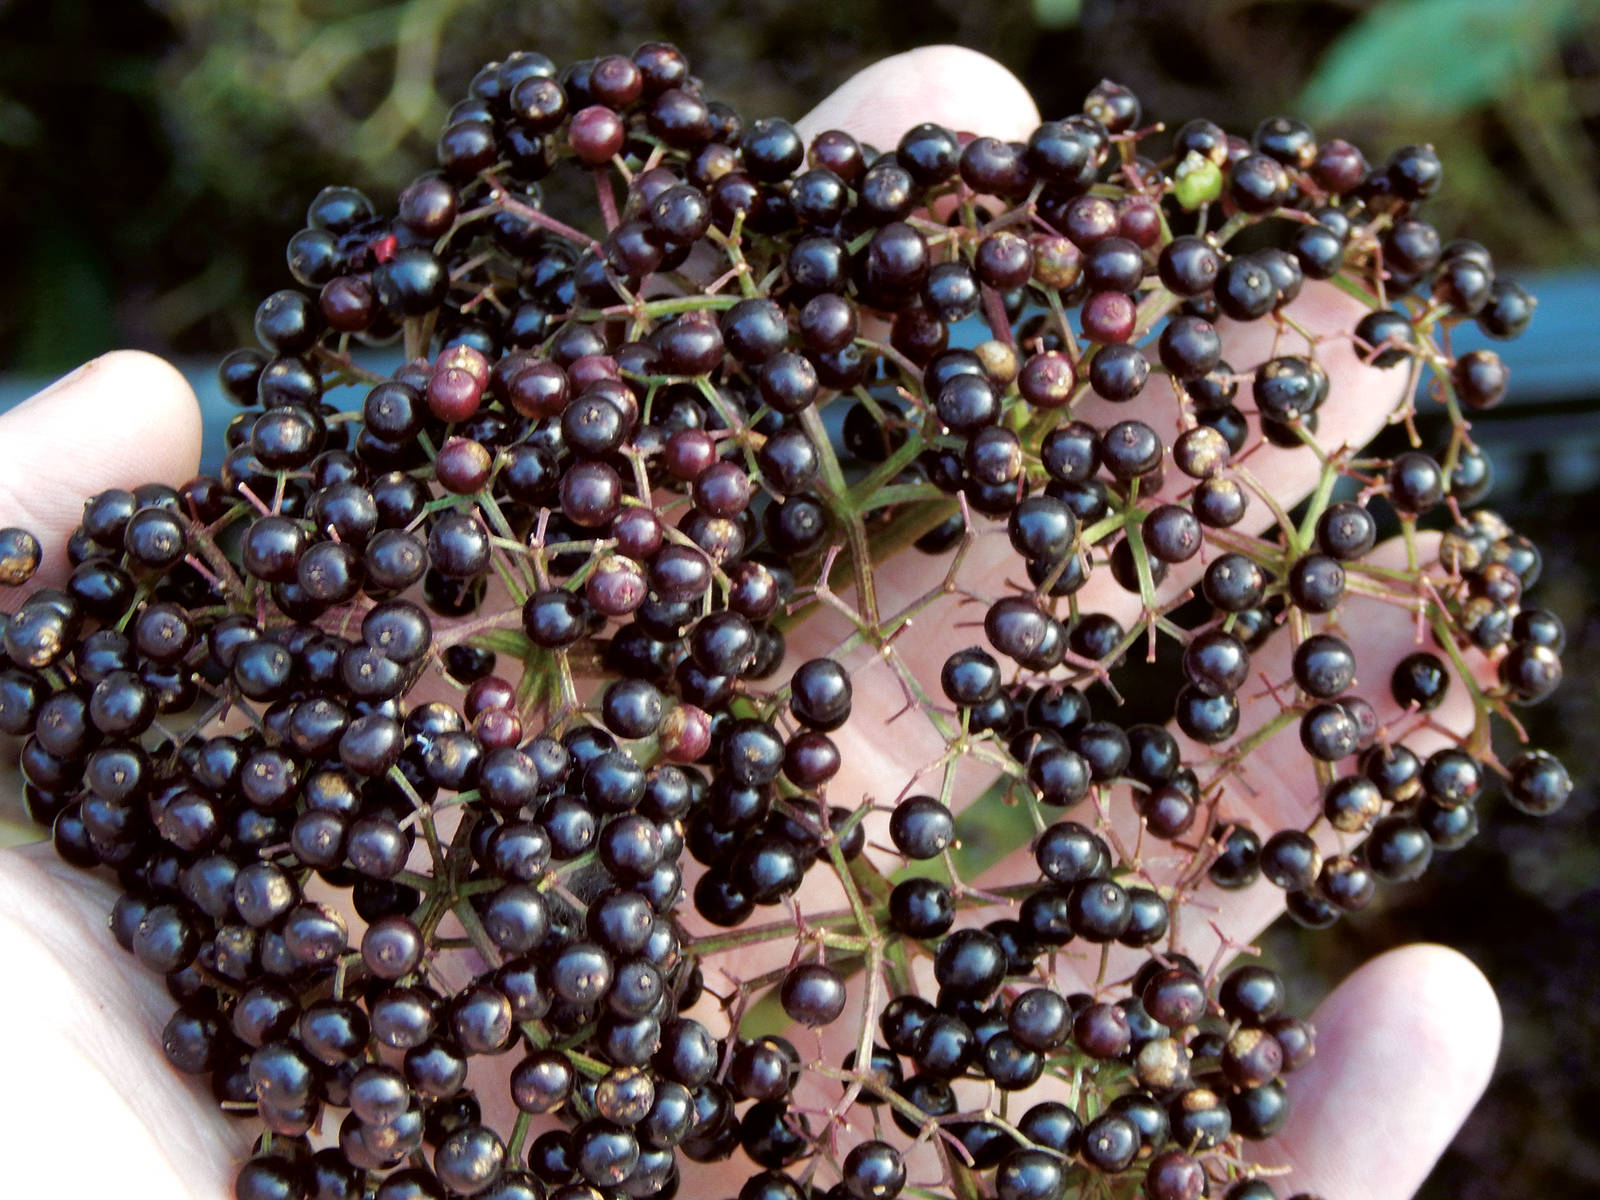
0, 350, 204, 599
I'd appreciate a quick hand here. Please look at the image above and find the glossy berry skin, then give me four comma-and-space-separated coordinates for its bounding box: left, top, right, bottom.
1388, 451, 1444, 512
1207, 824, 1261, 890
1500, 642, 1562, 703
1008, 987, 1071, 1052
1293, 634, 1355, 698
434, 1124, 506, 1195
1507, 750, 1572, 815
1175, 686, 1239, 745
934, 929, 1007, 998
235, 1157, 305, 1200
1182, 629, 1249, 697
780, 963, 847, 1026
1392, 651, 1450, 711
889, 796, 954, 860
1301, 702, 1360, 761
889, 878, 954, 938
1316, 501, 1377, 559
1008, 496, 1077, 561
1366, 816, 1433, 882
1158, 236, 1221, 295
995, 1148, 1066, 1200
374, 248, 448, 316
1479, 279, 1536, 339
1288, 554, 1344, 612
940, 647, 1001, 707
124, 507, 188, 570
1260, 829, 1322, 891
842, 1140, 906, 1200
0, 53, 1567, 1200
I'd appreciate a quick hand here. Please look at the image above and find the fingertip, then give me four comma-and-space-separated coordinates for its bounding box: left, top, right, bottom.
0, 350, 203, 596
798, 45, 1040, 148
1334, 943, 1502, 1085
1262, 943, 1501, 1199
1404, 942, 1503, 1060
90, 349, 206, 469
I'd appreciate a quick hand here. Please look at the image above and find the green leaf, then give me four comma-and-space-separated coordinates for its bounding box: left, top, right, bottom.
739, 986, 793, 1039
1300, 0, 1591, 119
847, 853, 893, 911
1033, 0, 1083, 30
469, 629, 535, 658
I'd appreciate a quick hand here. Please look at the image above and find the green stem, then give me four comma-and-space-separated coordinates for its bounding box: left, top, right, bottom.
800, 404, 880, 629
574, 293, 743, 323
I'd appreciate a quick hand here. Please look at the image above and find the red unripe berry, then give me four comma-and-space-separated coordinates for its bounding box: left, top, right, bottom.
610, 507, 663, 559
659, 703, 711, 762
427, 366, 484, 422
567, 354, 620, 391
505, 361, 569, 419
1311, 137, 1369, 194
1082, 290, 1138, 343
586, 555, 647, 617
319, 275, 374, 332
570, 105, 626, 165
465, 676, 516, 720
435, 437, 493, 494
664, 430, 717, 481
437, 343, 489, 387
472, 707, 523, 750
692, 461, 752, 518
590, 55, 643, 108
1117, 195, 1162, 247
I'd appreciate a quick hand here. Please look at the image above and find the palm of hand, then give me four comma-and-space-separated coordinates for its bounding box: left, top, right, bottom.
0, 48, 1500, 1200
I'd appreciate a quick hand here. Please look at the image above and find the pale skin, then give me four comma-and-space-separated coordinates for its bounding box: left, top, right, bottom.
0, 46, 1502, 1200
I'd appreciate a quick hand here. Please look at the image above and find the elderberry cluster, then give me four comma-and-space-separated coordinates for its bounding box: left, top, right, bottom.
0, 40, 1573, 1200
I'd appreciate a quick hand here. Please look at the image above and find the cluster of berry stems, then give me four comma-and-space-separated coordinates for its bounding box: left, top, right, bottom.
0, 39, 1572, 1200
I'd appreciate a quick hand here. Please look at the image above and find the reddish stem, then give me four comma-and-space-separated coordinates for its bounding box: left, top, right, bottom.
592, 168, 620, 234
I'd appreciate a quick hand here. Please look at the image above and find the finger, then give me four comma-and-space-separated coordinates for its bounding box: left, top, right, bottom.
847, 281, 1410, 671
678, 47, 1040, 982
1164, 531, 1492, 964
1074, 283, 1409, 518
796, 46, 1040, 148
0, 843, 245, 1198
0, 351, 204, 599
954, 527, 1486, 980
1255, 943, 1500, 1199
786, 282, 1412, 823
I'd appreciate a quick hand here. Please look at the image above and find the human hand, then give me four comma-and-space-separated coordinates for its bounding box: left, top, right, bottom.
676, 46, 1502, 1200
0, 351, 249, 1196
0, 47, 1502, 1200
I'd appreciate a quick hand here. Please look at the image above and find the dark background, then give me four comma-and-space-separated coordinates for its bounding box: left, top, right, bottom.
1, 1, 1597, 1195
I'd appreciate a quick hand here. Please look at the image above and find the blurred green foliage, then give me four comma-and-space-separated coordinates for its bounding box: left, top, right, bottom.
1300, 0, 1593, 116
2, 0, 1599, 369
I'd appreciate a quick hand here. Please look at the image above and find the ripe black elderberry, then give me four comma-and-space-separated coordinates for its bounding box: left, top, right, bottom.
0, 44, 1569, 1200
